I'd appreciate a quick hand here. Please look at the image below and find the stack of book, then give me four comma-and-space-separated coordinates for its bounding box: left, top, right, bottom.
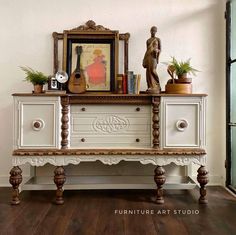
120, 72, 141, 94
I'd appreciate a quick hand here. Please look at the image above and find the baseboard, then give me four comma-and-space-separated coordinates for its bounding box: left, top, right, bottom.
0, 177, 10, 187
20, 175, 197, 190
191, 175, 224, 186
225, 187, 236, 197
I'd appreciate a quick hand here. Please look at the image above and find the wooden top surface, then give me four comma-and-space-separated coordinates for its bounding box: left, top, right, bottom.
12, 92, 207, 97
13, 148, 206, 156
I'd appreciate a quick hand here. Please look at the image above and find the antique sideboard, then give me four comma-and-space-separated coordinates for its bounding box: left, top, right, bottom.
10, 93, 208, 205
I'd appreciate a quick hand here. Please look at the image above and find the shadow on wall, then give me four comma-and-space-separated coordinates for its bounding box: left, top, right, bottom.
133, 2, 225, 91
162, 1, 224, 78
161, 2, 220, 29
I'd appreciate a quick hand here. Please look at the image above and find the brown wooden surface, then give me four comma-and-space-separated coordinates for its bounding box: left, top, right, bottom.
61, 96, 69, 149
12, 92, 208, 97
54, 166, 66, 205
152, 97, 160, 148
0, 186, 235, 235
119, 32, 130, 75
197, 165, 209, 204
154, 166, 166, 204
68, 93, 153, 104
12, 148, 206, 156
9, 166, 22, 205
52, 32, 59, 74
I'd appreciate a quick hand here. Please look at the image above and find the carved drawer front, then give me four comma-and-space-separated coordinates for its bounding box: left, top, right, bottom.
70, 104, 151, 148
160, 97, 206, 149
14, 96, 60, 149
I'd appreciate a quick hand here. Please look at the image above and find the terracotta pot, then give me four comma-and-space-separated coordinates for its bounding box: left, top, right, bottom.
33, 84, 43, 93
178, 73, 188, 79
176, 77, 192, 84
165, 83, 192, 94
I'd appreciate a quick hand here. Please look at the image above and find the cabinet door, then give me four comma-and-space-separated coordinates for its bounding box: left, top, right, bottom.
14, 96, 60, 149
160, 96, 206, 149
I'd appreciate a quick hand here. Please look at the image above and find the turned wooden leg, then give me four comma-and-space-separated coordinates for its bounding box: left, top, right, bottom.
197, 165, 209, 204
9, 166, 22, 205
54, 166, 66, 205
154, 166, 166, 204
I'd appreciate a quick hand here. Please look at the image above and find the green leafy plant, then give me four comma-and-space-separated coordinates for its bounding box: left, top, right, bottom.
20, 66, 48, 85
168, 57, 199, 77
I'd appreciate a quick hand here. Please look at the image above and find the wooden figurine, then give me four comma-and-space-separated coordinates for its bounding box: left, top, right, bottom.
142, 26, 161, 94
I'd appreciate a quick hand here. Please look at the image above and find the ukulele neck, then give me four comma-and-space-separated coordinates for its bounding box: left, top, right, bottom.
74, 46, 82, 78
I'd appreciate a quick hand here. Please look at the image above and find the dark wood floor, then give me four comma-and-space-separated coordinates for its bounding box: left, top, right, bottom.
0, 186, 236, 235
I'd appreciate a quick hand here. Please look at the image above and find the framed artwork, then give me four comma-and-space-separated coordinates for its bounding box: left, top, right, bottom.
66, 38, 115, 91
52, 20, 130, 92
62, 21, 119, 92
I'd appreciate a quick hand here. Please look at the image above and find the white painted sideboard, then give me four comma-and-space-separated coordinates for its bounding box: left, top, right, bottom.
10, 93, 208, 205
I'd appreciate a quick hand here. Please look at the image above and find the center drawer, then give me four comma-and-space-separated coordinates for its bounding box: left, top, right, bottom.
70, 104, 151, 148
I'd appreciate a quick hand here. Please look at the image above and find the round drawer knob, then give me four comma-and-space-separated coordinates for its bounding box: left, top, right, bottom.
136, 138, 140, 142
81, 107, 86, 111
81, 138, 85, 142
136, 107, 140, 112
33, 121, 41, 129
179, 122, 187, 128
176, 119, 188, 132
32, 119, 45, 131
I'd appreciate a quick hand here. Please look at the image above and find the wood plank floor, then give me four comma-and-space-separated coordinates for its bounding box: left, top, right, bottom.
0, 186, 235, 235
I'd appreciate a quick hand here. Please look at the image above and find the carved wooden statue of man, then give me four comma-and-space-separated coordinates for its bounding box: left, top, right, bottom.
142, 26, 161, 93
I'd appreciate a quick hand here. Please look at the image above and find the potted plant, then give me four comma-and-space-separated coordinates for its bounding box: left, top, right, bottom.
165, 57, 199, 94
20, 66, 49, 93
167, 57, 198, 83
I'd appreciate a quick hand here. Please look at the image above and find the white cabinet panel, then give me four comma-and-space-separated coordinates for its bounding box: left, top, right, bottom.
14, 96, 60, 149
165, 103, 199, 146
160, 97, 206, 149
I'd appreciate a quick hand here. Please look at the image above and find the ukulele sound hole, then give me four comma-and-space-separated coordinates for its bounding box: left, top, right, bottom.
75, 73, 81, 79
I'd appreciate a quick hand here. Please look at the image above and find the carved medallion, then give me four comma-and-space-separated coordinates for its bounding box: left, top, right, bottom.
71, 20, 110, 31
93, 115, 129, 133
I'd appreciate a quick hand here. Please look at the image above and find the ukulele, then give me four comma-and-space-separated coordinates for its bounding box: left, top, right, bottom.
68, 46, 86, 93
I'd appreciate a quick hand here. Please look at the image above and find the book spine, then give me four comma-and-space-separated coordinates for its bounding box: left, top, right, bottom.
122, 74, 127, 94
116, 74, 123, 94
136, 74, 141, 94
133, 74, 137, 94
127, 71, 134, 94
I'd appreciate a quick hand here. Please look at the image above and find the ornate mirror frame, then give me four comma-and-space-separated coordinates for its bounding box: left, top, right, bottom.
52, 20, 130, 91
